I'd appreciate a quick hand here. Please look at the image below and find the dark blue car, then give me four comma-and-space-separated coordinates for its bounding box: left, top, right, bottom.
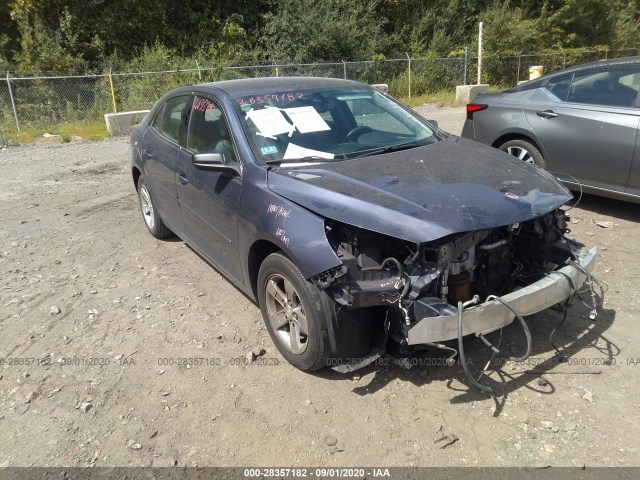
131, 77, 598, 383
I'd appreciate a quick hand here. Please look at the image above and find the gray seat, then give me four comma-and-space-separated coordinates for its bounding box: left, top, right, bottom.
214, 119, 236, 163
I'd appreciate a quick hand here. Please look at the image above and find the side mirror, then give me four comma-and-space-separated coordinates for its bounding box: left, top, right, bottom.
427, 119, 439, 129
192, 152, 238, 175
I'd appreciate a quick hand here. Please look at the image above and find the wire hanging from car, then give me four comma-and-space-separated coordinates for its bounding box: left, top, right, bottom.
479, 295, 532, 363
457, 298, 493, 394
457, 294, 533, 393
547, 269, 577, 360
547, 261, 605, 359
567, 259, 605, 320
550, 171, 583, 212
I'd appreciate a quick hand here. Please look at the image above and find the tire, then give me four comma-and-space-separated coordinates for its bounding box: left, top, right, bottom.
499, 139, 547, 169
137, 177, 173, 239
257, 252, 332, 371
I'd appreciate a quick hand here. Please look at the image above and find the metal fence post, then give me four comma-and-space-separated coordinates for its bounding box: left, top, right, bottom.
108, 67, 117, 113
463, 47, 468, 85
273, 60, 279, 77
406, 53, 411, 98
477, 22, 483, 85
516, 55, 521, 84
6, 72, 20, 131
195, 60, 202, 81
342, 60, 347, 79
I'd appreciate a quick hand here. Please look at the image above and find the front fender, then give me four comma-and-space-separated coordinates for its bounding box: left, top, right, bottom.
251, 200, 342, 279
239, 179, 343, 283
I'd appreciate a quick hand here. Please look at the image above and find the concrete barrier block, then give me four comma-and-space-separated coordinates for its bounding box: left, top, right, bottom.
455, 84, 490, 104
104, 110, 150, 136
371, 84, 389, 94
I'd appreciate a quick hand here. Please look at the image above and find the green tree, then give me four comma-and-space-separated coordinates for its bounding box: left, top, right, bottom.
612, 0, 640, 49
479, 1, 541, 56
258, 0, 390, 62
540, 0, 616, 48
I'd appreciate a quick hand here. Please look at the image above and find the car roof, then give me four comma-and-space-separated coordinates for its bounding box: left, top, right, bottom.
508, 56, 640, 92
168, 76, 369, 97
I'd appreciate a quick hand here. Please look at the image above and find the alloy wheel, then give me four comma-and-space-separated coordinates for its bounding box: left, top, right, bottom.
506, 146, 534, 164
139, 184, 155, 229
264, 273, 309, 354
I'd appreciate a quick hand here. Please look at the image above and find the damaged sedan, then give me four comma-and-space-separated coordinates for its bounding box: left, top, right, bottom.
131, 77, 601, 389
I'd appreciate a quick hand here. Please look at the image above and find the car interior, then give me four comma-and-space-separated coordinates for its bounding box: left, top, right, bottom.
565, 69, 640, 107
239, 90, 436, 162
188, 105, 237, 163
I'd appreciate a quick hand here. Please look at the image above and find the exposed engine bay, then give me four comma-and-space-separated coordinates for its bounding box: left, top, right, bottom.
322, 209, 574, 319
311, 209, 602, 390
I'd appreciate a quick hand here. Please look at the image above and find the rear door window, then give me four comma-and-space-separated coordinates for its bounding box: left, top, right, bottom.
567, 66, 640, 107
152, 95, 191, 144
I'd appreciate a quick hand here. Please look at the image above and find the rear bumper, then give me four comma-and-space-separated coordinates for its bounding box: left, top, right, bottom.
406, 246, 598, 344
460, 119, 475, 139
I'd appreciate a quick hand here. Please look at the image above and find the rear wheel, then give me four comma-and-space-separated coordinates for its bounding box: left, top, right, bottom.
499, 139, 546, 169
137, 177, 173, 239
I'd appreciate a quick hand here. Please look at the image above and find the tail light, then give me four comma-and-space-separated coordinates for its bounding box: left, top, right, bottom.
466, 104, 488, 120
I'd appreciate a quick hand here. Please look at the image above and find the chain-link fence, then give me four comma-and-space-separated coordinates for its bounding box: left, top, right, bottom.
0, 57, 465, 132
467, 48, 640, 87
1, 48, 638, 133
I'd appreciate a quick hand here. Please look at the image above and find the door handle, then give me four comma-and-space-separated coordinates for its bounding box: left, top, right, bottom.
142, 149, 152, 159
177, 172, 189, 185
536, 110, 558, 119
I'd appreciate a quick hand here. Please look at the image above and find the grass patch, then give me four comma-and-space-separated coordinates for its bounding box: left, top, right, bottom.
56, 121, 110, 141
399, 89, 458, 108
2, 120, 109, 145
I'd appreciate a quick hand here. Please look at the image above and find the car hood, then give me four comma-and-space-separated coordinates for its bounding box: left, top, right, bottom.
266, 136, 572, 243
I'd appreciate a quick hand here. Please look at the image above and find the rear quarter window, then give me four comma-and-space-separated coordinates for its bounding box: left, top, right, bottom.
544, 74, 572, 101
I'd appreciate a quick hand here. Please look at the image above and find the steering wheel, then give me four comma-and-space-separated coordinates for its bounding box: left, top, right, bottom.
342, 125, 372, 143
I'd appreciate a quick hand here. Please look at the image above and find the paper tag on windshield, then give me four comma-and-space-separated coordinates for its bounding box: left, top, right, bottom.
246, 108, 295, 137
283, 143, 334, 160
283, 106, 331, 133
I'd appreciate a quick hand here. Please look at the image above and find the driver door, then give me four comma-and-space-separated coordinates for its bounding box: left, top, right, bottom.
175, 95, 243, 283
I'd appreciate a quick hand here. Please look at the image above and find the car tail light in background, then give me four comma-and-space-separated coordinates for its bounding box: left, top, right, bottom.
466, 104, 488, 120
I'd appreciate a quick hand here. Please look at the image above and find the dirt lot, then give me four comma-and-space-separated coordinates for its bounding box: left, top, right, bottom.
1, 106, 639, 468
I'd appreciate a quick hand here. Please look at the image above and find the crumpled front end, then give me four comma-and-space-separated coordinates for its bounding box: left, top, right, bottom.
311, 208, 602, 384
406, 244, 597, 345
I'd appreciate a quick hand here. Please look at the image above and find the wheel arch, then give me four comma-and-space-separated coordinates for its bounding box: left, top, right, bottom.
491, 132, 543, 154
247, 239, 282, 301
132, 166, 142, 190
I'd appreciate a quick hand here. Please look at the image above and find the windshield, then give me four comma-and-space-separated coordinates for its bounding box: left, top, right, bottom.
232, 86, 441, 164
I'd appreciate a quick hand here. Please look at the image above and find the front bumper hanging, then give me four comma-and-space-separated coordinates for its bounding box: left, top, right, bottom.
406, 246, 598, 345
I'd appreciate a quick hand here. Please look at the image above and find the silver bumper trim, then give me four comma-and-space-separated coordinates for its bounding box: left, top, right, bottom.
406, 246, 598, 344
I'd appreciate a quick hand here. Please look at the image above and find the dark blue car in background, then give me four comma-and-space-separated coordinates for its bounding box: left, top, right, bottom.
130, 77, 598, 387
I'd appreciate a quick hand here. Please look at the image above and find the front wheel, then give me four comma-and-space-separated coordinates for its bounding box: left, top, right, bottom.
257, 253, 332, 371
499, 139, 546, 169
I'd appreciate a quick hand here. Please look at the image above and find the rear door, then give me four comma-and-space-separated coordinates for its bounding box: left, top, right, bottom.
143, 95, 191, 234
524, 65, 640, 193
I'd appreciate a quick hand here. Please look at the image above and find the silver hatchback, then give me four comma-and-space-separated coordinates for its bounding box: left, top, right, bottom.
461, 57, 640, 203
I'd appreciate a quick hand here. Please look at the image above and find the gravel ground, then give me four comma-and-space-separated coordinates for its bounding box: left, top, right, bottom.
0, 107, 639, 468
414, 105, 465, 135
